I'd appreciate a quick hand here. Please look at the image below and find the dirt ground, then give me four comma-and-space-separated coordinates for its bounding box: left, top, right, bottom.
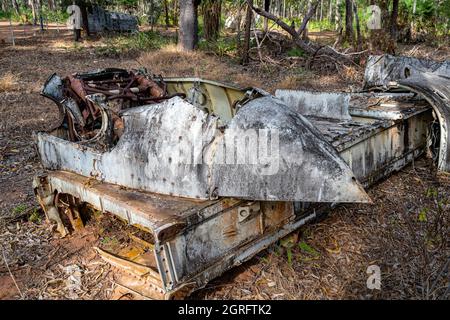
0, 23, 449, 300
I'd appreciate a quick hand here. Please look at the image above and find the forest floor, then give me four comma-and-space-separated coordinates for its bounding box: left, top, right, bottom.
0, 23, 449, 300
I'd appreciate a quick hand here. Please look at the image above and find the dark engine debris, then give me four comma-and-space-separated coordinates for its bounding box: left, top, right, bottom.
42, 68, 185, 150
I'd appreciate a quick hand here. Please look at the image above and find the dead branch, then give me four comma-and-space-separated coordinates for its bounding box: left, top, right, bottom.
246, 0, 363, 65
248, 2, 297, 39
1, 244, 24, 298
297, 1, 319, 37
252, 29, 265, 63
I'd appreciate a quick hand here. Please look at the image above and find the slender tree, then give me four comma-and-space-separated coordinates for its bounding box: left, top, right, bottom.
298, 0, 319, 39
203, 0, 222, 41
344, 0, 353, 43
29, 0, 37, 25
179, 0, 199, 51
328, 0, 333, 23
47, 0, 54, 10
353, 0, 361, 50
390, 0, 399, 40
411, 0, 417, 35
241, 0, 253, 64
263, 0, 270, 32
335, 0, 342, 31
164, 0, 170, 29
173, 0, 179, 26
11, 0, 20, 15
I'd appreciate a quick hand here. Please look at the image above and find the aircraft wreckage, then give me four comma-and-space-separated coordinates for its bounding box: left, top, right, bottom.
33, 54, 450, 299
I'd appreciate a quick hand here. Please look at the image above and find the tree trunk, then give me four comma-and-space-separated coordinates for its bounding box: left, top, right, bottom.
150, 0, 155, 31
241, 0, 253, 65
11, 0, 20, 15
202, 0, 221, 41
172, 0, 179, 26
335, 0, 341, 31
263, 0, 270, 32
194, 0, 199, 45
328, 0, 332, 23
78, 0, 90, 37
38, 0, 44, 31
344, 0, 353, 43
390, 0, 399, 41
179, 0, 198, 51
236, 3, 243, 53
47, 0, 54, 10
319, 0, 323, 21
352, 0, 361, 50
410, 0, 417, 35
30, 0, 37, 25
298, 1, 319, 38
164, 0, 170, 29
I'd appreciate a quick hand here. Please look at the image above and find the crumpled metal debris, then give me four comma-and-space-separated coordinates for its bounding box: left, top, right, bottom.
363, 54, 450, 89
41, 68, 184, 151
363, 54, 450, 172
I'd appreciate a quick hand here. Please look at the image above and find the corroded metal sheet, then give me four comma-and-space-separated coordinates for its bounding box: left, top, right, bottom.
396, 72, 450, 172
37, 97, 218, 199
363, 54, 450, 172
42, 170, 214, 240
363, 54, 450, 89
211, 96, 370, 203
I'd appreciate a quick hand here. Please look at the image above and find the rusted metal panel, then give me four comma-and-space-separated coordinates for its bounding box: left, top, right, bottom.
39, 171, 217, 241
167, 202, 294, 284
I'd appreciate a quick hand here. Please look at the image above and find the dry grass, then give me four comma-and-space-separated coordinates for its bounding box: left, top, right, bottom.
399, 44, 450, 62
0, 72, 19, 93
138, 45, 263, 88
